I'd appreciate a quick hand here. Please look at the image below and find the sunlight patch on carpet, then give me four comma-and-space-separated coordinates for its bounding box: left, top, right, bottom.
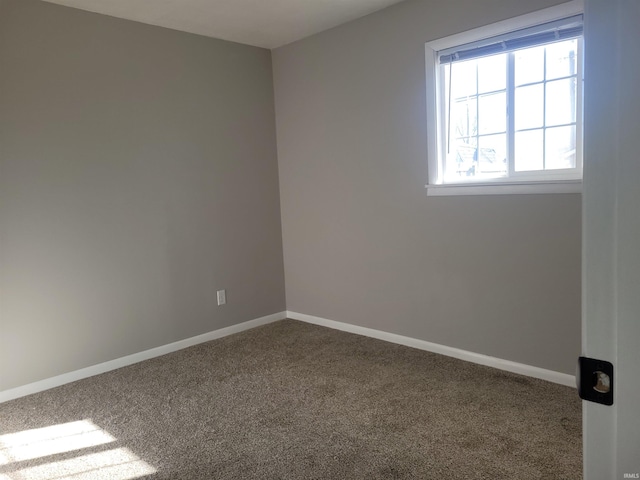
0, 421, 156, 480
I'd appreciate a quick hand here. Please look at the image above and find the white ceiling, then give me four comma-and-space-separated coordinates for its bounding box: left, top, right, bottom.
42, 0, 406, 49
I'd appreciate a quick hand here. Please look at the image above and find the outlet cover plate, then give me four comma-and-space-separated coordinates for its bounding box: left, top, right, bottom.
217, 289, 226, 306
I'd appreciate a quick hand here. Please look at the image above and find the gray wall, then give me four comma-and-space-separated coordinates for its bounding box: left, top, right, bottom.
273, 0, 581, 374
0, 0, 285, 391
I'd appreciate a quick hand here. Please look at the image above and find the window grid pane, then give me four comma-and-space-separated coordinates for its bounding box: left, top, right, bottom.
446, 54, 509, 180
511, 38, 578, 173
443, 37, 579, 182
478, 92, 507, 135
545, 125, 577, 170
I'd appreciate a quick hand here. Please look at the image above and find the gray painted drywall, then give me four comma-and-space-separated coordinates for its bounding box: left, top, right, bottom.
0, 0, 285, 391
273, 0, 581, 374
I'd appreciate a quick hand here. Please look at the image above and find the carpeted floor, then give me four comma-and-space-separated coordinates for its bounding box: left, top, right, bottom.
0, 319, 582, 479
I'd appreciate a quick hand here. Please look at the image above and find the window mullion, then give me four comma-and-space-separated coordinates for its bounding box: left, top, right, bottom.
475, 63, 479, 173
439, 64, 448, 183
507, 52, 515, 177
575, 37, 584, 175
542, 46, 547, 170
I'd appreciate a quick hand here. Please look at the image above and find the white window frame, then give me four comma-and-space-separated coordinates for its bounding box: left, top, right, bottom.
425, 1, 584, 196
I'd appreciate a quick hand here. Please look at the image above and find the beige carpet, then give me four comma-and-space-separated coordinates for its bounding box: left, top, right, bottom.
0, 319, 582, 479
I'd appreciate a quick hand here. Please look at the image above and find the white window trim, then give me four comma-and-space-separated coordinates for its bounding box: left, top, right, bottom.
424, 0, 584, 196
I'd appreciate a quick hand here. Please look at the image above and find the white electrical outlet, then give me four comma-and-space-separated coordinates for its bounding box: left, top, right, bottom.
217, 289, 226, 306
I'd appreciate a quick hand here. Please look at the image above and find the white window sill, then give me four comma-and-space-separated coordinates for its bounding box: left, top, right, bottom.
425, 180, 582, 196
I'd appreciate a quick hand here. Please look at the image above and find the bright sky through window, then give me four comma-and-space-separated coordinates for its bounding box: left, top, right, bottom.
443, 38, 578, 182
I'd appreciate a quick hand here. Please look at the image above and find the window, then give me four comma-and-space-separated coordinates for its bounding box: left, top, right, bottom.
425, 3, 583, 195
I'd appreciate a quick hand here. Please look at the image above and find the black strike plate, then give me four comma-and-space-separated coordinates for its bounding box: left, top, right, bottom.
577, 356, 614, 406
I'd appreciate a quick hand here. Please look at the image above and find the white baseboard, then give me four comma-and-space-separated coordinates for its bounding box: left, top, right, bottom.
0, 311, 287, 404
1, 309, 575, 403
287, 311, 577, 388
